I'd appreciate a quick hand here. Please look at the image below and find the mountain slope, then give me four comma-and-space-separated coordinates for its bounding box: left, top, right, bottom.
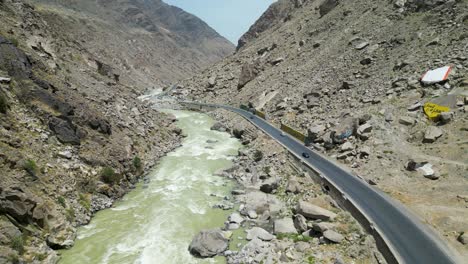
0, 0, 233, 262
178, 0, 468, 261
32, 0, 235, 86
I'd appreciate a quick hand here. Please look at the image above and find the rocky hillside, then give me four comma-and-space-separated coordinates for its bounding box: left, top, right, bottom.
177, 0, 468, 261
31, 0, 234, 87
0, 0, 231, 262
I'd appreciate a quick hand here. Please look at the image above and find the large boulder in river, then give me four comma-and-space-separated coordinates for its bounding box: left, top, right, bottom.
295, 200, 337, 221
189, 229, 229, 258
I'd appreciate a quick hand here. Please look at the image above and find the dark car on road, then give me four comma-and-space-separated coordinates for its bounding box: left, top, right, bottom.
302, 152, 310, 158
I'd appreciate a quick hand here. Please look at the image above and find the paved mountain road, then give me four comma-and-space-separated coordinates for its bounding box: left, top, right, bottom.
180, 101, 461, 264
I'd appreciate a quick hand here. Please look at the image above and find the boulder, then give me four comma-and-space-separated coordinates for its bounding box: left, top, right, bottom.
49, 117, 81, 145
399, 116, 415, 126
458, 232, 467, 245
340, 142, 354, 152
0, 188, 38, 224
357, 123, 372, 134
0, 216, 21, 245
0, 77, 11, 84
323, 230, 344, 243
88, 118, 112, 135
228, 213, 244, 224
274, 218, 298, 234
238, 62, 260, 89
423, 126, 443, 143
293, 214, 308, 233
312, 222, 336, 233
307, 125, 326, 141
210, 122, 226, 132
247, 210, 258, 219
285, 179, 302, 194
188, 229, 229, 258
246, 227, 275, 241
295, 200, 337, 220
439, 112, 452, 124
207, 75, 217, 88
332, 117, 358, 143
407, 102, 422, 111
319, 0, 339, 17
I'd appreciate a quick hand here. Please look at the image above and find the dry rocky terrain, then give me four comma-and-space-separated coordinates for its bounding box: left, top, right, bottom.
174, 0, 468, 262
0, 0, 233, 262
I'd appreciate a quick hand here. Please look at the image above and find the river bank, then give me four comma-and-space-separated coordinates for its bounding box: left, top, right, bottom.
190, 109, 387, 264
58, 110, 242, 263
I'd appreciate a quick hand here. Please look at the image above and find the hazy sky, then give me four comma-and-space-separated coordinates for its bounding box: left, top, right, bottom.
164, 0, 277, 44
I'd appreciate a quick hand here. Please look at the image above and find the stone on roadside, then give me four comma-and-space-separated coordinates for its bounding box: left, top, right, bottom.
295, 200, 337, 221
399, 116, 415, 126
274, 218, 298, 234
423, 126, 443, 143
323, 230, 344, 243
246, 227, 275, 241
360, 146, 371, 156
189, 229, 229, 258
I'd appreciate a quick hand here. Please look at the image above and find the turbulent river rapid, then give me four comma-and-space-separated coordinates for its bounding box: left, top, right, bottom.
59, 110, 242, 264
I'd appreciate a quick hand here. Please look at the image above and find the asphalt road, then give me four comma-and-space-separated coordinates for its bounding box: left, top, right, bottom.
183, 102, 460, 264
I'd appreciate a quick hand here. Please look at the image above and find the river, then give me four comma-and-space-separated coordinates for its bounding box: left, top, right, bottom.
59, 110, 242, 264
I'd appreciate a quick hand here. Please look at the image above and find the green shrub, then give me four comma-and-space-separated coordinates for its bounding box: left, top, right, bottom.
133, 156, 142, 171
307, 256, 316, 264
79, 193, 91, 211
4, 37, 19, 47
57, 196, 66, 208
253, 150, 263, 162
65, 208, 75, 222
11, 236, 24, 255
0, 93, 8, 114
22, 159, 38, 176
100, 167, 121, 185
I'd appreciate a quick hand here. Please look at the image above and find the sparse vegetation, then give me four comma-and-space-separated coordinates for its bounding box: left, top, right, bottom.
79, 193, 91, 211
22, 159, 38, 177
57, 196, 66, 207
100, 167, 121, 185
276, 233, 313, 243
133, 156, 142, 171
307, 256, 316, 264
253, 150, 263, 162
11, 236, 25, 255
65, 208, 75, 222
0, 93, 8, 114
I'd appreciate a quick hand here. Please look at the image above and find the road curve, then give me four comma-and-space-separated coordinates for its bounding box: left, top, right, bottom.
181, 101, 461, 264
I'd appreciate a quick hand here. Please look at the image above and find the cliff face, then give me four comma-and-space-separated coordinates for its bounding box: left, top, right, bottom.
0, 0, 232, 262
178, 0, 468, 261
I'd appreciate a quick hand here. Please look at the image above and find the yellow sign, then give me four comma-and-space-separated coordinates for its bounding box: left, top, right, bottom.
424, 102, 450, 120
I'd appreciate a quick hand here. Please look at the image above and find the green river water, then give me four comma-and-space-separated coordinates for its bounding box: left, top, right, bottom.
59, 110, 242, 264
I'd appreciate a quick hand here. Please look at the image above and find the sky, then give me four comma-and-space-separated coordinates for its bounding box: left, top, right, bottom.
164, 0, 277, 44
